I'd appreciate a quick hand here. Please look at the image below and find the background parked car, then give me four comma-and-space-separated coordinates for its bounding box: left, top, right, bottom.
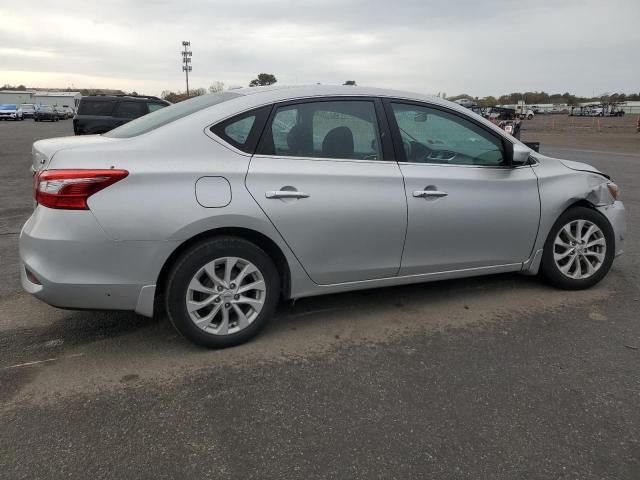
0, 104, 24, 121
73, 94, 170, 135
34, 105, 58, 122
62, 105, 76, 118
54, 106, 69, 119
20, 103, 36, 119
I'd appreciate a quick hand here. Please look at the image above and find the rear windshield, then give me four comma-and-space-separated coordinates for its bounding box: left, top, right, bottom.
104, 92, 242, 138
77, 99, 116, 116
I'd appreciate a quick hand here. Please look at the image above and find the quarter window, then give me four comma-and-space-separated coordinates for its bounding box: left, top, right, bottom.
210, 106, 271, 154
390, 103, 505, 166
260, 101, 382, 161
224, 115, 256, 145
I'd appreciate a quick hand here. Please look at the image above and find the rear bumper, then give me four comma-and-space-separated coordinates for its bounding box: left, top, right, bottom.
19, 207, 179, 317
597, 201, 625, 256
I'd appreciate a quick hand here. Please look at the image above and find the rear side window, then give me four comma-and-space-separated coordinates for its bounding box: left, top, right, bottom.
77, 100, 115, 116
115, 101, 147, 119
210, 106, 271, 154
258, 100, 382, 161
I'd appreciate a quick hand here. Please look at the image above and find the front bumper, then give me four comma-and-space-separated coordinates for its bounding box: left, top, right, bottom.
597, 201, 626, 256
19, 207, 179, 317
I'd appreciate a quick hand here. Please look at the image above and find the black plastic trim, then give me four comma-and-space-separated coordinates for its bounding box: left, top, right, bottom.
210, 105, 272, 155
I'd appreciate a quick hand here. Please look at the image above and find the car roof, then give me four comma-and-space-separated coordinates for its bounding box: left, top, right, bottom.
215, 84, 478, 120
231, 84, 440, 103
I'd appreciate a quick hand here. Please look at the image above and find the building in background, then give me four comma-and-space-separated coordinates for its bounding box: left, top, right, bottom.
0, 90, 81, 108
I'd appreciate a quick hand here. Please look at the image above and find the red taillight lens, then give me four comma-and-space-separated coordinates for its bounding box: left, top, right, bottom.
35, 169, 129, 210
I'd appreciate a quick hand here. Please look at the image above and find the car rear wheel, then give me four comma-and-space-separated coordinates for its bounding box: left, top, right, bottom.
165, 236, 280, 348
541, 206, 614, 290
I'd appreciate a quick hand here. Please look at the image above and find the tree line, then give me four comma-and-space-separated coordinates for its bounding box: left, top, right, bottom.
5, 81, 638, 106
447, 91, 640, 107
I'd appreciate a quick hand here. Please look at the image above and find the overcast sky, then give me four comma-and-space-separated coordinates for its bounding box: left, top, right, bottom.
1, 0, 639, 97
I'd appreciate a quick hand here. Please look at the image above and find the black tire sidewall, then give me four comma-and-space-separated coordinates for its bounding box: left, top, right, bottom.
541, 206, 615, 290
165, 236, 280, 348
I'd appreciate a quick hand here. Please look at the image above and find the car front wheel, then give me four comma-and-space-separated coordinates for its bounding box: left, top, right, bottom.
165, 236, 280, 348
541, 206, 615, 290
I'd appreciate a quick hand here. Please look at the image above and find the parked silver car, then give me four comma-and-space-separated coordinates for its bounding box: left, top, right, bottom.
20, 86, 626, 347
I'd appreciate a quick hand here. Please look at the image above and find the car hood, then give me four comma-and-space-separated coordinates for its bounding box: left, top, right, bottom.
32, 135, 117, 172
0, 109, 17, 113
558, 159, 608, 178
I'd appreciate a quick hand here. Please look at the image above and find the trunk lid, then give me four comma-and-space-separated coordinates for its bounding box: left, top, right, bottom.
31, 135, 117, 173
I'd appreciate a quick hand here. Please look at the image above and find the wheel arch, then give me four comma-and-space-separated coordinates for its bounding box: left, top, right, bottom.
155, 227, 292, 306
524, 198, 606, 276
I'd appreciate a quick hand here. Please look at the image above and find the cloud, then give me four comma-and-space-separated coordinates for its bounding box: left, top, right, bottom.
1, 0, 638, 96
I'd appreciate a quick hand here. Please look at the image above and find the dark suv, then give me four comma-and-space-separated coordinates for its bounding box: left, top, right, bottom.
73, 95, 170, 135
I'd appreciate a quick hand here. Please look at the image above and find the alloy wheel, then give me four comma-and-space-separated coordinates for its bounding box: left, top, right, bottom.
553, 219, 606, 279
185, 256, 266, 335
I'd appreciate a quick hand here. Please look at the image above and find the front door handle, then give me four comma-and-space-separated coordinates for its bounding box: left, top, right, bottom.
413, 190, 448, 198
265, 190, 310, 199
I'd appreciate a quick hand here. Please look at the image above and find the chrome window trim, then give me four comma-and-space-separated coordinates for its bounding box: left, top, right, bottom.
251, 154, 396, 165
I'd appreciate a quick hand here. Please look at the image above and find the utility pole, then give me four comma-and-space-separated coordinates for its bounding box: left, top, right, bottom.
181, 41, 192, 97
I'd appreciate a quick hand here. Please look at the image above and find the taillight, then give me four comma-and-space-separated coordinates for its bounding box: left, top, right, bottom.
35, 169, 128, 210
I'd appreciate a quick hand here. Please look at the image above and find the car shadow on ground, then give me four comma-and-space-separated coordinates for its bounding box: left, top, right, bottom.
5, 272, 549, 357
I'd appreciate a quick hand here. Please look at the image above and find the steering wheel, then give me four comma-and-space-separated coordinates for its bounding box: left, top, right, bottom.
408, 141, 433, 162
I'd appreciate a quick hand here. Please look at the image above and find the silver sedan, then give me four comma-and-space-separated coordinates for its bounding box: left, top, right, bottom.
20, 86, 626, 347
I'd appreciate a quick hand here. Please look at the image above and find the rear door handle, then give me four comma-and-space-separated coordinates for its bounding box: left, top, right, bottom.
413, 190, 448, 198
265, 190, 310, 199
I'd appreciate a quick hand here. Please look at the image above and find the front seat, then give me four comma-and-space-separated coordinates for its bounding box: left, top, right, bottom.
322, 126, 354, 159
286, 124, 311, 156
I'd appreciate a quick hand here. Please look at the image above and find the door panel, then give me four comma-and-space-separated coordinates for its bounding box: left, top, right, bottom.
246, 157, 406, 284
399, 164, 540, 275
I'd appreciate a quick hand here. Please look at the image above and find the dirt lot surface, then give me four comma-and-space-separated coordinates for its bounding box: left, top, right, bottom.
522, 114, 640, 153
1, 120, 639, 479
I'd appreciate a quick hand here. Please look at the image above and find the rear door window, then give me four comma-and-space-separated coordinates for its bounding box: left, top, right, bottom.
258, 100, 382, 161
77, 100, 116, 116
114, 101, 147, 119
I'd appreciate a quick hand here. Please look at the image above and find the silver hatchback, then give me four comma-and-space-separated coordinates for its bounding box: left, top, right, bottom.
20, 86, 626, 347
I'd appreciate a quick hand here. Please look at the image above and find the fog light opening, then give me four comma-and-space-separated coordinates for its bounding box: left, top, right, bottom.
25, 267, 42, 285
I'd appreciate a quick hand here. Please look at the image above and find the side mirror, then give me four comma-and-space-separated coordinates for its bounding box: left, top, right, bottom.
511, 143, 531, 166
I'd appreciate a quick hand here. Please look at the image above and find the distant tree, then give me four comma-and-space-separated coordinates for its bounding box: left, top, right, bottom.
16, 84, 27, 91
208, 81, 225, 93
479, 96, 498, 107
447, 94, 474, 102
343, 80, 357, 86
130, 91, 138, 96
161, 87, 205, 103
249, 73, 277, 87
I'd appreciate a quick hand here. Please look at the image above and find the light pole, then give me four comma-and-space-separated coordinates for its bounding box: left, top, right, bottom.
181, 41, 192, 97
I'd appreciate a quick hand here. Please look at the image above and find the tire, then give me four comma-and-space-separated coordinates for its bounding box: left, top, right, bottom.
527, 114, 533, 120
165, 236, 280, 348
541, 206, 615, 290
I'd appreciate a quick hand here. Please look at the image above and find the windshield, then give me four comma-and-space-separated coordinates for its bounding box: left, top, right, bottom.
20, 104, 34, 110
105, 92, 242, 138
0, 104, 17, 110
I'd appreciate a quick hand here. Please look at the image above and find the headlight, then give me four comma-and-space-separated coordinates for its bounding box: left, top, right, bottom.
607, 182, 620, 200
